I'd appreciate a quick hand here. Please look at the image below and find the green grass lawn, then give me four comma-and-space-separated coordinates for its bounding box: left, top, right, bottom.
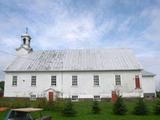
0, 100, 160, 120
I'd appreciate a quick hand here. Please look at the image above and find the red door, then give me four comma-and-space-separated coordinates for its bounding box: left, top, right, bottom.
48, 92, 54, 102
112, 91, 117, 103
135, 76, 140, 89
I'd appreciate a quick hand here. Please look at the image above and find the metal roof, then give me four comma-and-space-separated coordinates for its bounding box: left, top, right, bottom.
5, 48, 142, 72
142, 70, 155, 77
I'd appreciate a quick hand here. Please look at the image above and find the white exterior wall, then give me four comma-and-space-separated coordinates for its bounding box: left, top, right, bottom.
16, 48, 30, 56
4, 70, 145, 99
141, 76, 156, 94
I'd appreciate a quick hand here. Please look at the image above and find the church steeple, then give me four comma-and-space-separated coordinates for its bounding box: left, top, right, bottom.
16, 28, 33, 56
21, 28, 31, 49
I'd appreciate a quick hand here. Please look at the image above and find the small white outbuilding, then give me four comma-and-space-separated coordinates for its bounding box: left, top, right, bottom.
4, 33, 156, 101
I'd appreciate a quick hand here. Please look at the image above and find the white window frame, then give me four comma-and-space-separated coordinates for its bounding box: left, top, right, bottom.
93, 95, 101, 101
71, 95, 79, 101
31, 76, 36, 86
94, 75, 99, 86
115, 75, 121, 86
72, 76, 78, 86
12, 76, 17, 86
30, 94, 36, 101
51, 76, 56, 86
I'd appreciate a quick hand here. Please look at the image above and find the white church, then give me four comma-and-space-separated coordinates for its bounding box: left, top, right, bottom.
4, 32, 156, 101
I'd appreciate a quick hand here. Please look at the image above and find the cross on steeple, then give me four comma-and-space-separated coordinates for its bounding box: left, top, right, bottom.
26, 27, 28, 34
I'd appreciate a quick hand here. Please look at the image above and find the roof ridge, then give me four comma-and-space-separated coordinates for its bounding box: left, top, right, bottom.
33, 48, 132, 52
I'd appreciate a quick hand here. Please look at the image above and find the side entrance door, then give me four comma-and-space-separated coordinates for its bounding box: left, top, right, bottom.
48, 92, 54, 102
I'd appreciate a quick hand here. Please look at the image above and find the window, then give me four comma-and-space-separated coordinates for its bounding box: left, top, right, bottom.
51, 76, 56, 86
135, 75, 140, 89
72, 95, 78, 101
94, 75, 99, 86
94, 95, 101, 101
72, 76, 78, 86
31, 76, 36, 86
115, 75, 121, 85
30, 94, 36, 101
12, 76, 17, 86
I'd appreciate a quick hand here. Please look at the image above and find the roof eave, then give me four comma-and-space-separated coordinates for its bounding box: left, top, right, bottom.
142, 75, 156, 77
5, 69, 142, 73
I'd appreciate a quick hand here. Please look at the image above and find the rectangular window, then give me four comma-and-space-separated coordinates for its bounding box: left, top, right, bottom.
51, 76, 56, 86
12, 76, 17, 86
72, 76, 78, 86
31, 76, 36, 86
72, 95, 78, 101
30, 94, 36, 101
115, 75, 121, 85
135, 75, 140, 89
94, 75, 99, 86
94, 95, 101, 101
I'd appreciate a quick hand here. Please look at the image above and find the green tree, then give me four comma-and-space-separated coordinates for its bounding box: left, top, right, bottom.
62, 100, 76, 117
133, 98, 148, 115
113, 96, 127, 115
0, 81, 4, 91
156, 91, 160, 98
92, 100, 101, 114
154, 98, 160, 114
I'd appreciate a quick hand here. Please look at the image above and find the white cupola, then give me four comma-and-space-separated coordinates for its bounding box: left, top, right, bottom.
16, 28, 33, 56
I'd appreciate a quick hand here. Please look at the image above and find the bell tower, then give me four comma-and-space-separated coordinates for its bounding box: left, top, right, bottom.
16, 28, 33, 56
21, 28, 31, 49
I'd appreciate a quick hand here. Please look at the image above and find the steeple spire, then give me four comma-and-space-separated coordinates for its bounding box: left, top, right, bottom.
16, 28, 33, 55
26, 27, 28, 34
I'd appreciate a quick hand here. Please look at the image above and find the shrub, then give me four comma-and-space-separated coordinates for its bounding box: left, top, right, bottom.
40, 99, 65, 111
92, 100, 101, 114
154, 98, 160, 114
133, 98, 148, 115
113, 96, 127, 115
156, 91, 160, 98
0, 98, 30, 108
62, 100, 76, 117
53, 100, 65, 112
10, 98, 30, 108
36, 98, 47, 108
44, 101, 55, 111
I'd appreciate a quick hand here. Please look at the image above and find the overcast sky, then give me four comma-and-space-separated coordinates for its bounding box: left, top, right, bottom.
0, 0, 160, 89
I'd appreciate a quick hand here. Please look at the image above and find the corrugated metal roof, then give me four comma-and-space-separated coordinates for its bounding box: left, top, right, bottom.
142, 70, 155, 77
5, 48, 142, 72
